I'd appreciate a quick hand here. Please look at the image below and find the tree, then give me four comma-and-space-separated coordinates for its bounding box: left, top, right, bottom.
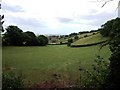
0, 15, 4, 32
37, 35, 48, 46
23, 31, 38, 46
3, 25, 24, 46
100, 19, 115, 37
67, 38, 73, 46
74, 35, 79, 40
69, 33, 78, 37
104, 33, 120, 88
100, 18, 120, 37
99, 17, 120, 88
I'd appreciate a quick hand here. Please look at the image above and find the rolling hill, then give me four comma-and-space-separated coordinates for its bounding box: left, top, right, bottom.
71, 33, 109, 46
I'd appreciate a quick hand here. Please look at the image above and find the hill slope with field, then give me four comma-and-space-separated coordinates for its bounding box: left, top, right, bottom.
71, 33, 109, 46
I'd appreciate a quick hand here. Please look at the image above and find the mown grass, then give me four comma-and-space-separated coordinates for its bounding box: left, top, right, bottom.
2, 45, 111, 85
72, 33, 109, 45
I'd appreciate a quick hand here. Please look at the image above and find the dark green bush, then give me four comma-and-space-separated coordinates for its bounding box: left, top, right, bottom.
74, 35, 79, 40
68, 38, 73, 43
67, 39, 73, 47
79, 55, 109, 89
2, 72, 24, 90
60, 41, 62, 44
84, 35, 87, 37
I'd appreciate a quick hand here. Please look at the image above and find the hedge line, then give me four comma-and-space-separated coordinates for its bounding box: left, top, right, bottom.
70, 40, 107, 47
48, 42, 68, 45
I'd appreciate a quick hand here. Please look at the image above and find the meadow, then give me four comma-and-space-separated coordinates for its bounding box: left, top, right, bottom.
72, 33, 108, 45
2, 45, 111, 85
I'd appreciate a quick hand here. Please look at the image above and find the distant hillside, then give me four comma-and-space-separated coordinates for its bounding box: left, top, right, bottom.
71, 33, 109, 46
48, 31, 109, 46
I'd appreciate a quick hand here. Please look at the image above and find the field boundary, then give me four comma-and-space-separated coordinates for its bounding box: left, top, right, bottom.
48, 42, 67, 45
70, 40, 108, 47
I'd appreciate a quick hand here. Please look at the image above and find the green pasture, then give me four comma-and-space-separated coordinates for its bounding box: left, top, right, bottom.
2, 45, 111, 85
72, 33, 108, 45
78, 32, 97, 38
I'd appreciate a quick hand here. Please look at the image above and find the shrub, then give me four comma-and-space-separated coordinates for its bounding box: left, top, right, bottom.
79, 55, 109, 89
68, 39, 73, 43
84, 35, 87, 37
67, 39, 73, 47
2, 71, 24, 90
67, 42, 71, 47
37, 35, 48, 46
60, 41, 62, 44
74, 35, 79, 40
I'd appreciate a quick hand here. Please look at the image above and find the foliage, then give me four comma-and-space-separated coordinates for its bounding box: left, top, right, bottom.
84, 35, 88, 37
0, 15, 5, 32
2, 25, 48, 46
79, 31, 89, 34
2, 71, 24, 90
67, 38, 73, 46
104, 33, 120, 88
60, 41, 62, 44
23, 31, 38, 46
2, 25, 24, 46
74, 35, 79, 40
69, 33, 78, 37
100, 18, 120, 37
78, 30, 99, 35
37, 35, 48, 46
99, 17, 120, 88
68, 38, 73, 43
79, 55, 109, 89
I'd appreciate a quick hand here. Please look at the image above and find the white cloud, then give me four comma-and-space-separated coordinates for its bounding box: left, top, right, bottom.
2, 0, 118, 35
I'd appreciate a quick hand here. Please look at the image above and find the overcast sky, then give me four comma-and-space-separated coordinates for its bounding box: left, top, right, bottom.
1, 0, 119, 35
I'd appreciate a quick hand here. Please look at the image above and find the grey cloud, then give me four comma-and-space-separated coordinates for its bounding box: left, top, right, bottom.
13, 17, 46, 28
4, 15, 47, 32
57, 17, 74, 23
2, 2, 24, 12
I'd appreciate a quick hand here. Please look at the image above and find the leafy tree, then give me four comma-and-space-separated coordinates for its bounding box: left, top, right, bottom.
67, 38, 73, 46
0, 15, 5, 32
37, 35, 48, 46
79, 31, 89, 34
99, 17, 120, 88
104, 33, 120, 89
2, 25, 24, 46
23, 31, 38, 46
74, 35, 79, 40
80, 17, 120, 89
100, 18, 120, 37
100, 19, 114, 37
69, 33, 77, 37
2, 25, 49, 46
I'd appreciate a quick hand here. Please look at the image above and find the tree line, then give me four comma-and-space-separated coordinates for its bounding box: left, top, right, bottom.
97, 17, 120, 88
2, 25, 48, 46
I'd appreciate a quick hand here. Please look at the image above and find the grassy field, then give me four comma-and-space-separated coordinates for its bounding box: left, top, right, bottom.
2, 45, 111, 85
72, 33, 108, 45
